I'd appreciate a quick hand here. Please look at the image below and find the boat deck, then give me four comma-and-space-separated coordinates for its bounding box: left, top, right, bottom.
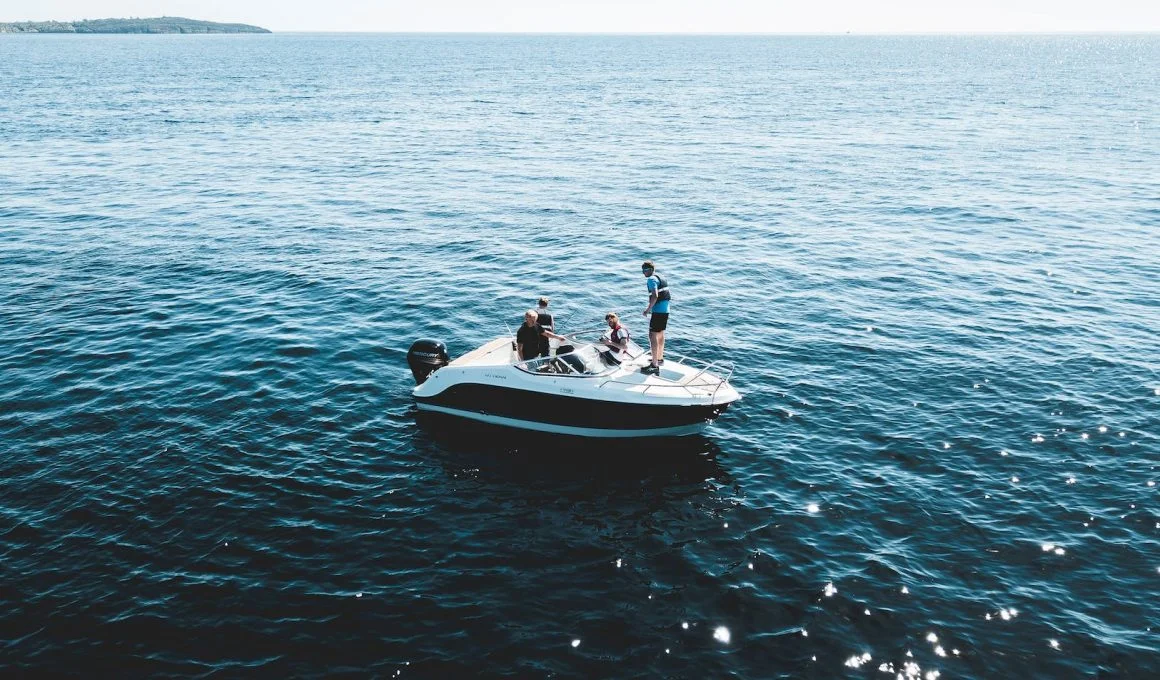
448, 337, 514, 367
447, 336, 736, 401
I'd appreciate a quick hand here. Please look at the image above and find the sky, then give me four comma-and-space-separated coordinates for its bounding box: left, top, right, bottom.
4, 0, 1160, 33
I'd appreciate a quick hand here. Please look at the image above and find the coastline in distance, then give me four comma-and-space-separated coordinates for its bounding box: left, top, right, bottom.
0, 17, 270, 34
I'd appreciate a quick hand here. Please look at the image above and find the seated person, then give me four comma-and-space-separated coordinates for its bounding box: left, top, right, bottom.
516, 309, 566, 361
600, 312, 630, 364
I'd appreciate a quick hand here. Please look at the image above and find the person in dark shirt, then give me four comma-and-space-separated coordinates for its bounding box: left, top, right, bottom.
535, 296, 555, 357
516, 309, 565, 361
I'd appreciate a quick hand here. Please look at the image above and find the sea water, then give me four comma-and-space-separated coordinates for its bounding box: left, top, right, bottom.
1, 34, 1158, 676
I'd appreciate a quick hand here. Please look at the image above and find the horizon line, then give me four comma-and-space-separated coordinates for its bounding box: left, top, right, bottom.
268, 29, 1160, 35
5, 28, 1159, 36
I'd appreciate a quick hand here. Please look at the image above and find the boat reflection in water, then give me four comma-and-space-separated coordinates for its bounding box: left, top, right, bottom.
412, 406, 728, 488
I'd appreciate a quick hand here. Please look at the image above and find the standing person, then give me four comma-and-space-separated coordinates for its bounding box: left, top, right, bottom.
640, 260, 670, 374
516, 309, 565, 362
600, 312, 630, 363
535, 296, 555, 358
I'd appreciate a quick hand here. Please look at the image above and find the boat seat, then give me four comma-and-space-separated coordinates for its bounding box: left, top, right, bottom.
560, 353, 586, 374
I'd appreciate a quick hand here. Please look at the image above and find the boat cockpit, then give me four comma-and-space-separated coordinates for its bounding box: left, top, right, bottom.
515, 344, 625, 377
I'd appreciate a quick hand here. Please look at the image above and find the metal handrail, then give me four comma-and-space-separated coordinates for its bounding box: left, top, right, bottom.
639, 348, 737, 398
527, 328, 736, 399
595, 356, 736, 399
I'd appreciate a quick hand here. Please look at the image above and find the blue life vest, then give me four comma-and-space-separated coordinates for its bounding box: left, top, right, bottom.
649, 273, 671, 302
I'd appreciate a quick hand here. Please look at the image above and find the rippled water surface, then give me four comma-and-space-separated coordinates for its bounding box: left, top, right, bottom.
2, 34, 1159, 677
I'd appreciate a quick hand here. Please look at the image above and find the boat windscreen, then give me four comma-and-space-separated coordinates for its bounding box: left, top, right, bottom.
561, 346, 614, 374
520, 345, 614, 376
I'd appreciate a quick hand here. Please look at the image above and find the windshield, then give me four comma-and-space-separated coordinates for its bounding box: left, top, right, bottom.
517, 345, 616, 376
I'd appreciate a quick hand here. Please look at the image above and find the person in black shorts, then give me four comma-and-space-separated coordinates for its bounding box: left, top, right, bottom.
516, 309, 566, 362
535, 296, 555, 357
640, 260, 671, 374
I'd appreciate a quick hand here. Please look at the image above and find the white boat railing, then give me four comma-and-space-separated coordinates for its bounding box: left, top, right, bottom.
559, 329, 736, 399
666, 353, 737, 391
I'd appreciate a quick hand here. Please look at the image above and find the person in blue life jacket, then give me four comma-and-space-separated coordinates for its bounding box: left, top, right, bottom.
640, 260, 670, 374
600, 312, 630, 364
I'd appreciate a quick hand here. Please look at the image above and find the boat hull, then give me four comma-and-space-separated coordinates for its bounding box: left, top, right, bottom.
415, 382, 730, 438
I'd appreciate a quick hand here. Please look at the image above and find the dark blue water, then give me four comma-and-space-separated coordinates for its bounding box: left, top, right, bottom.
2, 34, 1158, 677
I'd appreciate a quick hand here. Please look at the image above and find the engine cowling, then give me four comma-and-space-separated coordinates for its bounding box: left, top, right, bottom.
407, 339, 449, 385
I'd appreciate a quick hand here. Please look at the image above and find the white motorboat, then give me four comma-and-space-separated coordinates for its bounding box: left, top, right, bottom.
407, 330, 740, 438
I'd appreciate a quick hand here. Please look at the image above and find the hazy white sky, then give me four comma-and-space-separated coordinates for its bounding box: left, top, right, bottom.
5, 1, 1160, 33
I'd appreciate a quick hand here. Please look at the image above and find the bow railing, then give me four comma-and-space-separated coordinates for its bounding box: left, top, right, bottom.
545, 329, 737, 399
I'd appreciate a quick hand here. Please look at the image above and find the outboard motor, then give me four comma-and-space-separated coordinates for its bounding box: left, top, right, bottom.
407, 339, 449, 385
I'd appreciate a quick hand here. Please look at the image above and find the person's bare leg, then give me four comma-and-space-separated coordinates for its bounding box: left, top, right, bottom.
649, 330, 660, 367
657, 330, 665, 365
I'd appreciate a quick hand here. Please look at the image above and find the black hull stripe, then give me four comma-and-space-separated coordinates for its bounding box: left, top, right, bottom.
416, 405, 709, 438
415, 383, 728, 430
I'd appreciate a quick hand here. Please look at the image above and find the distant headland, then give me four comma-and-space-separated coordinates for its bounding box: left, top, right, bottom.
0, 17, 270, 34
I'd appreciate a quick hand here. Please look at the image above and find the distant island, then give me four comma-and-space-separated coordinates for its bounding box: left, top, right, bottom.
0, 17, 270, 34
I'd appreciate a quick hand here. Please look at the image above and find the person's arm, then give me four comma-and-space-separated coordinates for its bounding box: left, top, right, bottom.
542, 329, 567, 342
517, 342, 527, 359
644, 279, 657, 316
601, 330, 627, 351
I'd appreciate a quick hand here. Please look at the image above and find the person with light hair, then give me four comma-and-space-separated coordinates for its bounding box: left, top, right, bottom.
516, 309, 565, 361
